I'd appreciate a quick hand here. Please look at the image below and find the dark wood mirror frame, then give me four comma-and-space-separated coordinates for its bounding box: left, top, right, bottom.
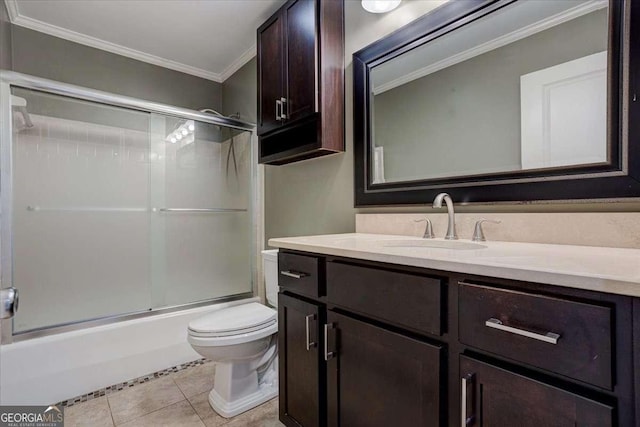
353, 0, 639, 207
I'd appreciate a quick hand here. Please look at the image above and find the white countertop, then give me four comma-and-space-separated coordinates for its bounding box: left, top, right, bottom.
268, 233, 640, 297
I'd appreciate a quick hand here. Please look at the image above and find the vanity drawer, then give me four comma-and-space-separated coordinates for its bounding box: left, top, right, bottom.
326, 262, 442, 336
278, 252, 322, 298
459, 282, 613, 389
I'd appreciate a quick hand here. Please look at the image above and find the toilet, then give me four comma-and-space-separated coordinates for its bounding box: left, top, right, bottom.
187, 249, 280, 418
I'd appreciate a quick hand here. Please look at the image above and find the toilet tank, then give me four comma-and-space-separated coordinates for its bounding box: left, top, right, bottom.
261, 249, 279, 308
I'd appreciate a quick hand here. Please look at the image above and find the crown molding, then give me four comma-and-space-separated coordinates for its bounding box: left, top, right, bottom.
373, 0, 608, 95
4, 0, 18, 22
3, 0, 257, 83
220, 44, 257, 82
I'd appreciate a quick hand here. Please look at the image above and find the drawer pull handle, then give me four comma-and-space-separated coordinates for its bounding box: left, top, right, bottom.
280, 270, 308, 279
324, 323, 335, 361
485, 318, 560, 345
305, 314, 317, 350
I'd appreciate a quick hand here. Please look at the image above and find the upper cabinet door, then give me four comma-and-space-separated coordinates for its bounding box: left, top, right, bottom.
284, 0, 317, 123
257, 13, 285, 135
257, 0, 344, 164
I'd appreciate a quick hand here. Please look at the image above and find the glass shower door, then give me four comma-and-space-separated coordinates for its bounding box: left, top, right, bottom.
6, 86, 254, 337
10, 88, 154, 333
149, 114, 253, 308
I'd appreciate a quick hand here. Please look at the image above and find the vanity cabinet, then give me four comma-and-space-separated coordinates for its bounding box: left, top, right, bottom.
459, 282, 613, 389
276, 249, 638, 427
460, 356, 613, 427
278, 292, 324, 427
257, 0, 344, 165
326, 310, 442, 427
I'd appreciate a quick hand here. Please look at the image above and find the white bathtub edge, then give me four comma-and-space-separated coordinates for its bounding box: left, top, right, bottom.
0, 297, 259, 405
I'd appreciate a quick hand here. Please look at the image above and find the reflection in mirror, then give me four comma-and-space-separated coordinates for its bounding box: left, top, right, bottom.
370, 0, 609, 184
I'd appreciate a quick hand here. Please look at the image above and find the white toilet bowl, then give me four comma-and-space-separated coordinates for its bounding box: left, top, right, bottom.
187, 249, 280, 418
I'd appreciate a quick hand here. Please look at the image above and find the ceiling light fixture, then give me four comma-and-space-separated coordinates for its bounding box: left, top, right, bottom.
361, 0, 401, 14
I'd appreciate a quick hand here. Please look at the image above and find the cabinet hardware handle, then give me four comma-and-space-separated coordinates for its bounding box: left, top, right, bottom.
461, 374, 475, 427
275, 99, 282, 121
324, 323, 335, 361
485, 318, 560, 345
280, 270, 308, 279
280, 97, 287, 119
305, 314, 317, 350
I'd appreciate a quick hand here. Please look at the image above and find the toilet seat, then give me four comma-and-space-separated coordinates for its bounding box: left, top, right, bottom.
187, 303, 277, 347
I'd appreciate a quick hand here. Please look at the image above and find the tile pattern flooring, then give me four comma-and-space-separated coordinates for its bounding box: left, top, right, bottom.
63, 361, 283, 427
58, 359, 208, 408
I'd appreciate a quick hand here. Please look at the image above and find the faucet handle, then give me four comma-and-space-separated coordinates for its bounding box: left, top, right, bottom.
414, 218, 435, 239
472, 219, 501, 242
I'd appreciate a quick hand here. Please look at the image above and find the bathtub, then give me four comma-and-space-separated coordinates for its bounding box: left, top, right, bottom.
0, 297, 258, 405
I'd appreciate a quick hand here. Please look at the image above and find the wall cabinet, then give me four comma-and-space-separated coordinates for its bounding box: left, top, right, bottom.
277, 250, 638, 427
257, 0, 344, 165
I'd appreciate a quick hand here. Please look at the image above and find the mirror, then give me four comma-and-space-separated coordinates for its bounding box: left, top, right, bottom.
354, 0, 640, 206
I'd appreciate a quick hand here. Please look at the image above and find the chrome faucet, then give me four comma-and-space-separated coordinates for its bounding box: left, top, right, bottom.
432, 193, 457, 240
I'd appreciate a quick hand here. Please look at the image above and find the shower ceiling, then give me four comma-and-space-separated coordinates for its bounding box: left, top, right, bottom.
4, 0, 286, 82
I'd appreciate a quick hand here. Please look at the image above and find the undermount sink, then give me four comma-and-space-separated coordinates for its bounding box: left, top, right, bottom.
383, 240, 487, 250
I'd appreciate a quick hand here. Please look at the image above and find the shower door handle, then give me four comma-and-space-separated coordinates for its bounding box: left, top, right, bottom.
275, 99, 282, 121
0, 287, 19, 319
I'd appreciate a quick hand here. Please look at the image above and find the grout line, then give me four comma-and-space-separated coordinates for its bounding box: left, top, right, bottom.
185, 396, 209, 425
173, 376, 189, 401
105, 394, 116, 427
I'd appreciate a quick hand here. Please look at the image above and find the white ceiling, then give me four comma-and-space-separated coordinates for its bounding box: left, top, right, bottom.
5, 0, 286, 82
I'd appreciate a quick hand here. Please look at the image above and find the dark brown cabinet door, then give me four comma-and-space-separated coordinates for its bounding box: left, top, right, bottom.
284, 0, 317, 122
460, 356, 613, 427
326, 310, 442, 427
257, 13, 284, 135
279, 293, 324, 427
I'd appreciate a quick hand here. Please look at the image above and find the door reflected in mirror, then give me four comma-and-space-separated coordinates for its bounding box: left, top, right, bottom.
370, 0, 609, 184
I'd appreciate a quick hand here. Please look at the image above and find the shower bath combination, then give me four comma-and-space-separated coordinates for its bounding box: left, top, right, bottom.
0, 70, 261, 406
171, 108, 243, 178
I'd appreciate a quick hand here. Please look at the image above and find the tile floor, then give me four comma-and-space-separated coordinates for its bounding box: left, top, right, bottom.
63, 362, 283, 427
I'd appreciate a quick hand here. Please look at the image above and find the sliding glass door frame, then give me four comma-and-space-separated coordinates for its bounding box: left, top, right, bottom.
0, 71, 258, 344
